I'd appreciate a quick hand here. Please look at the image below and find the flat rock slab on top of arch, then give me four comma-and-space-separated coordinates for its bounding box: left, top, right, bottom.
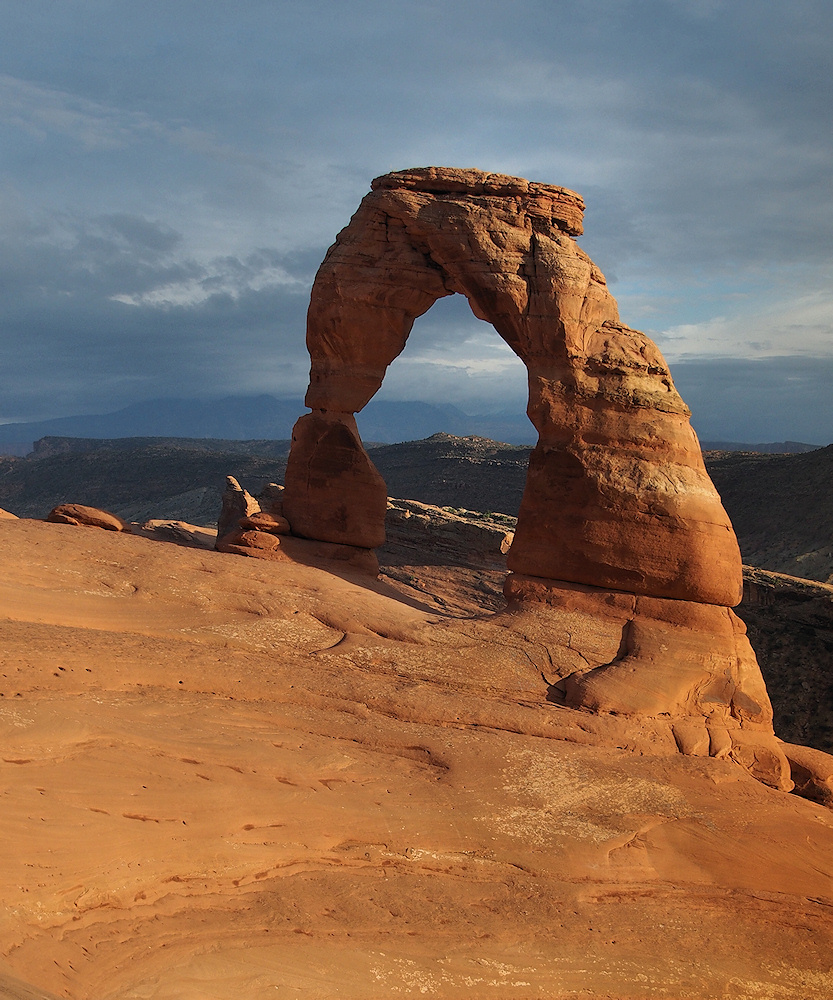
283, 166, 742, 608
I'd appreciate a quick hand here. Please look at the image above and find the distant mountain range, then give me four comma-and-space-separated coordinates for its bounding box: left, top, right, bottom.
698, 440, 820, 454
0, 395, 821, 456
0, 395, 538, 455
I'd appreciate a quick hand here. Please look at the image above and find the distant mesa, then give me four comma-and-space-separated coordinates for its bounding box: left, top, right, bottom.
701, 440, 820, 454
0, 395, 540, 455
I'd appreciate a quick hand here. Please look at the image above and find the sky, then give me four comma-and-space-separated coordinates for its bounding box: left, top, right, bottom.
1, 0, 832, 443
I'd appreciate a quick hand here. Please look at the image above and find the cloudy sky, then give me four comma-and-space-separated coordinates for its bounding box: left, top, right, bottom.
1, 0, 832, 442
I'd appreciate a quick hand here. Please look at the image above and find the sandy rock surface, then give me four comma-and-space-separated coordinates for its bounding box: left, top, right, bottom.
1, 518, 832, 999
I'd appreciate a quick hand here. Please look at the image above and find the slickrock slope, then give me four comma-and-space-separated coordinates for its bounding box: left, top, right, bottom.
1, 517, 833, 1000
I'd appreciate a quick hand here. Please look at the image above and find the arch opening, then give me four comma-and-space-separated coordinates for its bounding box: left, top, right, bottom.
354, 292, 531, 446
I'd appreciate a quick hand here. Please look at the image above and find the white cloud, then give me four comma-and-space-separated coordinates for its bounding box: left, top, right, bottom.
111, 259, 308, 308
377, 319, 529, 409
658, 280, 833, 360
0, 73, 235, 159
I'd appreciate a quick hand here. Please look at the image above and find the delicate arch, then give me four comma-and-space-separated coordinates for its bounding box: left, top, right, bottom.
284, 167, 742, 606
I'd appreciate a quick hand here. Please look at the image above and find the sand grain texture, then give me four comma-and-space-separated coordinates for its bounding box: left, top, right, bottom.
1, 519, 832, 999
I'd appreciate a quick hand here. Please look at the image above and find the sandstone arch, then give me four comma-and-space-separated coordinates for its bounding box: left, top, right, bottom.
284, 167, 742, 606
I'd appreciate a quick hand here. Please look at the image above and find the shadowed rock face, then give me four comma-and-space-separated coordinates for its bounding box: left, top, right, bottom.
284, 166, 741, 606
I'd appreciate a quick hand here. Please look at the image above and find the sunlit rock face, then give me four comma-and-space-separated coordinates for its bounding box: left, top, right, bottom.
284, 166, 741, 606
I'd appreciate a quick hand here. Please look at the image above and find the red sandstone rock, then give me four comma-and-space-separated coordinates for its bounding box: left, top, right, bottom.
286, 166, 741, 606
238, 511, 291, 535
257, 482, 286, 515
46, 504, 129, 532
0, 507, 17, 520
283, 411, 387, 548
216, 528, 283, 557
216, 476, 260, 546
781, 741, 833, 806
503, 572, 790, 790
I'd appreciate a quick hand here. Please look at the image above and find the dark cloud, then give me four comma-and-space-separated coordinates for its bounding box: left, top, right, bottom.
0, 209, 313, 420
0, 283, 312, 420
100, 214, 182, 254
0, 0, 830, 440
673, 357, 833, 444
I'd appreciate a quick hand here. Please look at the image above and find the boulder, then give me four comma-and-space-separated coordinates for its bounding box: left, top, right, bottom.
46, 504, 129, 532
0, 507, 18, 520
780, 741, 833, 806
216, 528, 283, 556
216, 475, 260, 546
